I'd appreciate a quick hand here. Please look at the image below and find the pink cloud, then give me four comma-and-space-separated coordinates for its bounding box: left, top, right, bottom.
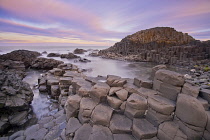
0, 0, 103, 32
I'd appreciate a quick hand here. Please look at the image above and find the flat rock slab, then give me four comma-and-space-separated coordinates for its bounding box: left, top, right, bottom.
155, 69, 184, 87
73, 123, 92, 140
148, 94, 175, 115
91, 104, 113, 126
66, 117, 82, 135
110, 114, 132, 134
175, 94, 207, 128
146, 108, 173, 127
157, 121, 187, 140
132, 118, 157, 140
89, 125, 113, 140
113, 134, 135, 140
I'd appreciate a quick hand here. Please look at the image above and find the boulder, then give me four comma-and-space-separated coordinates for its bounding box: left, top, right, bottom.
134, 77, 153, 89
126, 93, 147, 110
73, 48, 87, 54
78, 97, 98, 124
137, 87, 158, 98
109, 87, 122, 96
155, 69, 184, 87
106, 75, 121, 86
31, 58, 64, 70
115, 89, 128, 101
148, 94, 176, 115
79, 58, 91, 63
65, 95, 82, 120
175, 94, 207, 128
0, 50, 41, 68
156, 81, 182, 101
132, 118, 157, 140
181, 83, 200, 97
107, 96, 123, 109
90, 82, 110, 103
109, 114, 132, 134
61, 53, 80, 59
206, 111, 210, 132
125, 104, 146, 119
91, 104, 113, 126
47, 53, 61, 57
151, 65, 167, 79
89, 125, 113, 140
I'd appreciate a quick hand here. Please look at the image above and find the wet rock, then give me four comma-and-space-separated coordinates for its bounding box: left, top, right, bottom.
175, 94, 207, 128
73, 48, 87, 54
155, 69, 184, 87
9, 130, 24, 140
47, 53, 61, 57
91, 104, 113, 126
79, 58, 91, 63
9, 111, 28, 125
44, 124, 63, 140
25, 128, 48, 140
0, 50, 41, 68
109, 114, 132, 134
31, 57, 64, 70
24, 124, 40, 137
61, 53, 80, 59
73, 123, 92, 140
132, 118, 157, 140
90, 82, 110, 103
89, 125, 113, 140
181, 83, 200, 97
107, 75, 126, 87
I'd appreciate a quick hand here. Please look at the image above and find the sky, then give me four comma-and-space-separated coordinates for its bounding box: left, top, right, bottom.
0, 0, 210, 47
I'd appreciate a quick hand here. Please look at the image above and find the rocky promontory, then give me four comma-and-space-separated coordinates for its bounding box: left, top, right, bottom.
99, 27, 210, 66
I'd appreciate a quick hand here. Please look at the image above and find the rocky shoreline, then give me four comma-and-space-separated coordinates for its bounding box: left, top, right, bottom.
0, 49, 210, 140
99, 27, 210, 69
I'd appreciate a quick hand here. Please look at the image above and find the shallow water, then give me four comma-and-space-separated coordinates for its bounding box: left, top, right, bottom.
3, 46, 188, 124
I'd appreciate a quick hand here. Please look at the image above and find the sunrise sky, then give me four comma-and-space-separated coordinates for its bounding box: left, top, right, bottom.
0, 0, 210, 46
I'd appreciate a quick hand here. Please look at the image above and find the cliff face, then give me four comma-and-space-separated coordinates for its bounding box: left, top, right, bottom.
99, 27, 210, 66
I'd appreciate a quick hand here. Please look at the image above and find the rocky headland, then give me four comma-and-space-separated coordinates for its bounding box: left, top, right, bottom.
99, 27, 210, 68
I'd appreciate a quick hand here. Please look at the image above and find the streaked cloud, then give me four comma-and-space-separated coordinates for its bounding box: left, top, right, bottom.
0, 0, 209, 46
